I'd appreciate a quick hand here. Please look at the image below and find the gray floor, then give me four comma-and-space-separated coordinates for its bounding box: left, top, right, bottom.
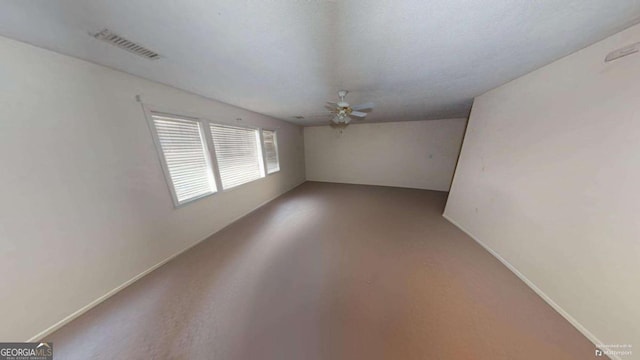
46, 182, 595, 359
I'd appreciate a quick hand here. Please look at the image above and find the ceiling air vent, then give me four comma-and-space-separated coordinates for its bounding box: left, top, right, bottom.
93, 29, 160, 60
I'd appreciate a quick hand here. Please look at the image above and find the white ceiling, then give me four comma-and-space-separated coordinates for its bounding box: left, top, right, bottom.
1, 0, 640, 125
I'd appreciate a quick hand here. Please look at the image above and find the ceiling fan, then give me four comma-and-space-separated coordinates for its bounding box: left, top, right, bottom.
325, 90, 374, 129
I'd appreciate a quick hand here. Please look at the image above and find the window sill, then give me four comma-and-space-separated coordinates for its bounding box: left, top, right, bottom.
174, 190, 217, 209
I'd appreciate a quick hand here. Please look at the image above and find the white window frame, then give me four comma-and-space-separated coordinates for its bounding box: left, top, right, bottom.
262, 128, 280, 175
143, 105, 278, 207
143, 108, 221, 207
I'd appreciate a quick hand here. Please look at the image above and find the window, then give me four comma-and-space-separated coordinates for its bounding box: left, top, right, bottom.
262, 129, 280, 174
147, 109, 278, 205
210, 124, 265, 189
150, 114, 217, 205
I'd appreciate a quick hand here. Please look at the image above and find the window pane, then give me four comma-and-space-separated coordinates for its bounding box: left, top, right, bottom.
210, 124, 265, 189
152, 114, 217, 204
262, 129, 280, 174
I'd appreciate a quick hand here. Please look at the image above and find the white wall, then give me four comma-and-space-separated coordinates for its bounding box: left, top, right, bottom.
0, 36, 305, 341
444, 24, 640, 349
304, 119, 467, 191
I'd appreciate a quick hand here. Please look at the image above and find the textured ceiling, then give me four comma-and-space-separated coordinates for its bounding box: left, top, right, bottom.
1, 0, 640, 125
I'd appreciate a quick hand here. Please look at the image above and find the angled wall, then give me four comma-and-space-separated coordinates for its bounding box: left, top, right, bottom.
445, 24, 640, 350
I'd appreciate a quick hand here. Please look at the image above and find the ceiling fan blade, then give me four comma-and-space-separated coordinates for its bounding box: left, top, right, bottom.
351, 102, 374, 111
326, 101, 338, 106
350, 111, 367, 118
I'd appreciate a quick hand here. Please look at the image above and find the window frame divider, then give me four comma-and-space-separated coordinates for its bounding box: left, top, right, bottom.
262, 128, 281, 175
200, 120, 225, 193
258, 128, 268, 177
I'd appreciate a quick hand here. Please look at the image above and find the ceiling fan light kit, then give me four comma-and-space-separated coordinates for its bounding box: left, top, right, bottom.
324, 90, 374, 130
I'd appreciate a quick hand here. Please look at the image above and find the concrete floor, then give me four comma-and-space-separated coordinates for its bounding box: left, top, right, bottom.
46, 182, 595, 359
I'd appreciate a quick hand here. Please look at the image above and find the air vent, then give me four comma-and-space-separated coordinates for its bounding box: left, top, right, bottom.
93, 29, 160, 60
605, 42, 640, 63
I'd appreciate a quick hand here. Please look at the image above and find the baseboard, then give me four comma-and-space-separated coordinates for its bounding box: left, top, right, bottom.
441, 213, 617, 360
305, 179, 449, 192
28, 180, 306, 342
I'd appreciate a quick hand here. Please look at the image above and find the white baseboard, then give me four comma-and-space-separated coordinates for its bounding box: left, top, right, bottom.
28, 180, 306, 342
442, 214, 618, 360
306, 179, 449, 192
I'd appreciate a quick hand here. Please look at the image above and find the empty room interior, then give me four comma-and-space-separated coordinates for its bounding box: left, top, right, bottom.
1, 1, 639, 359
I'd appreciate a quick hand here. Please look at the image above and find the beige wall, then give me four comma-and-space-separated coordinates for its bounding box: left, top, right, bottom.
304, 119, 467, 191
0, 36, 305, 341
444, 24, 640, 349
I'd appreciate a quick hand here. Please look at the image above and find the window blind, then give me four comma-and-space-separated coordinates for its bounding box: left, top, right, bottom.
262, 129, 280, 174
210, 124, 265, 189
151, 114, 217, 204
